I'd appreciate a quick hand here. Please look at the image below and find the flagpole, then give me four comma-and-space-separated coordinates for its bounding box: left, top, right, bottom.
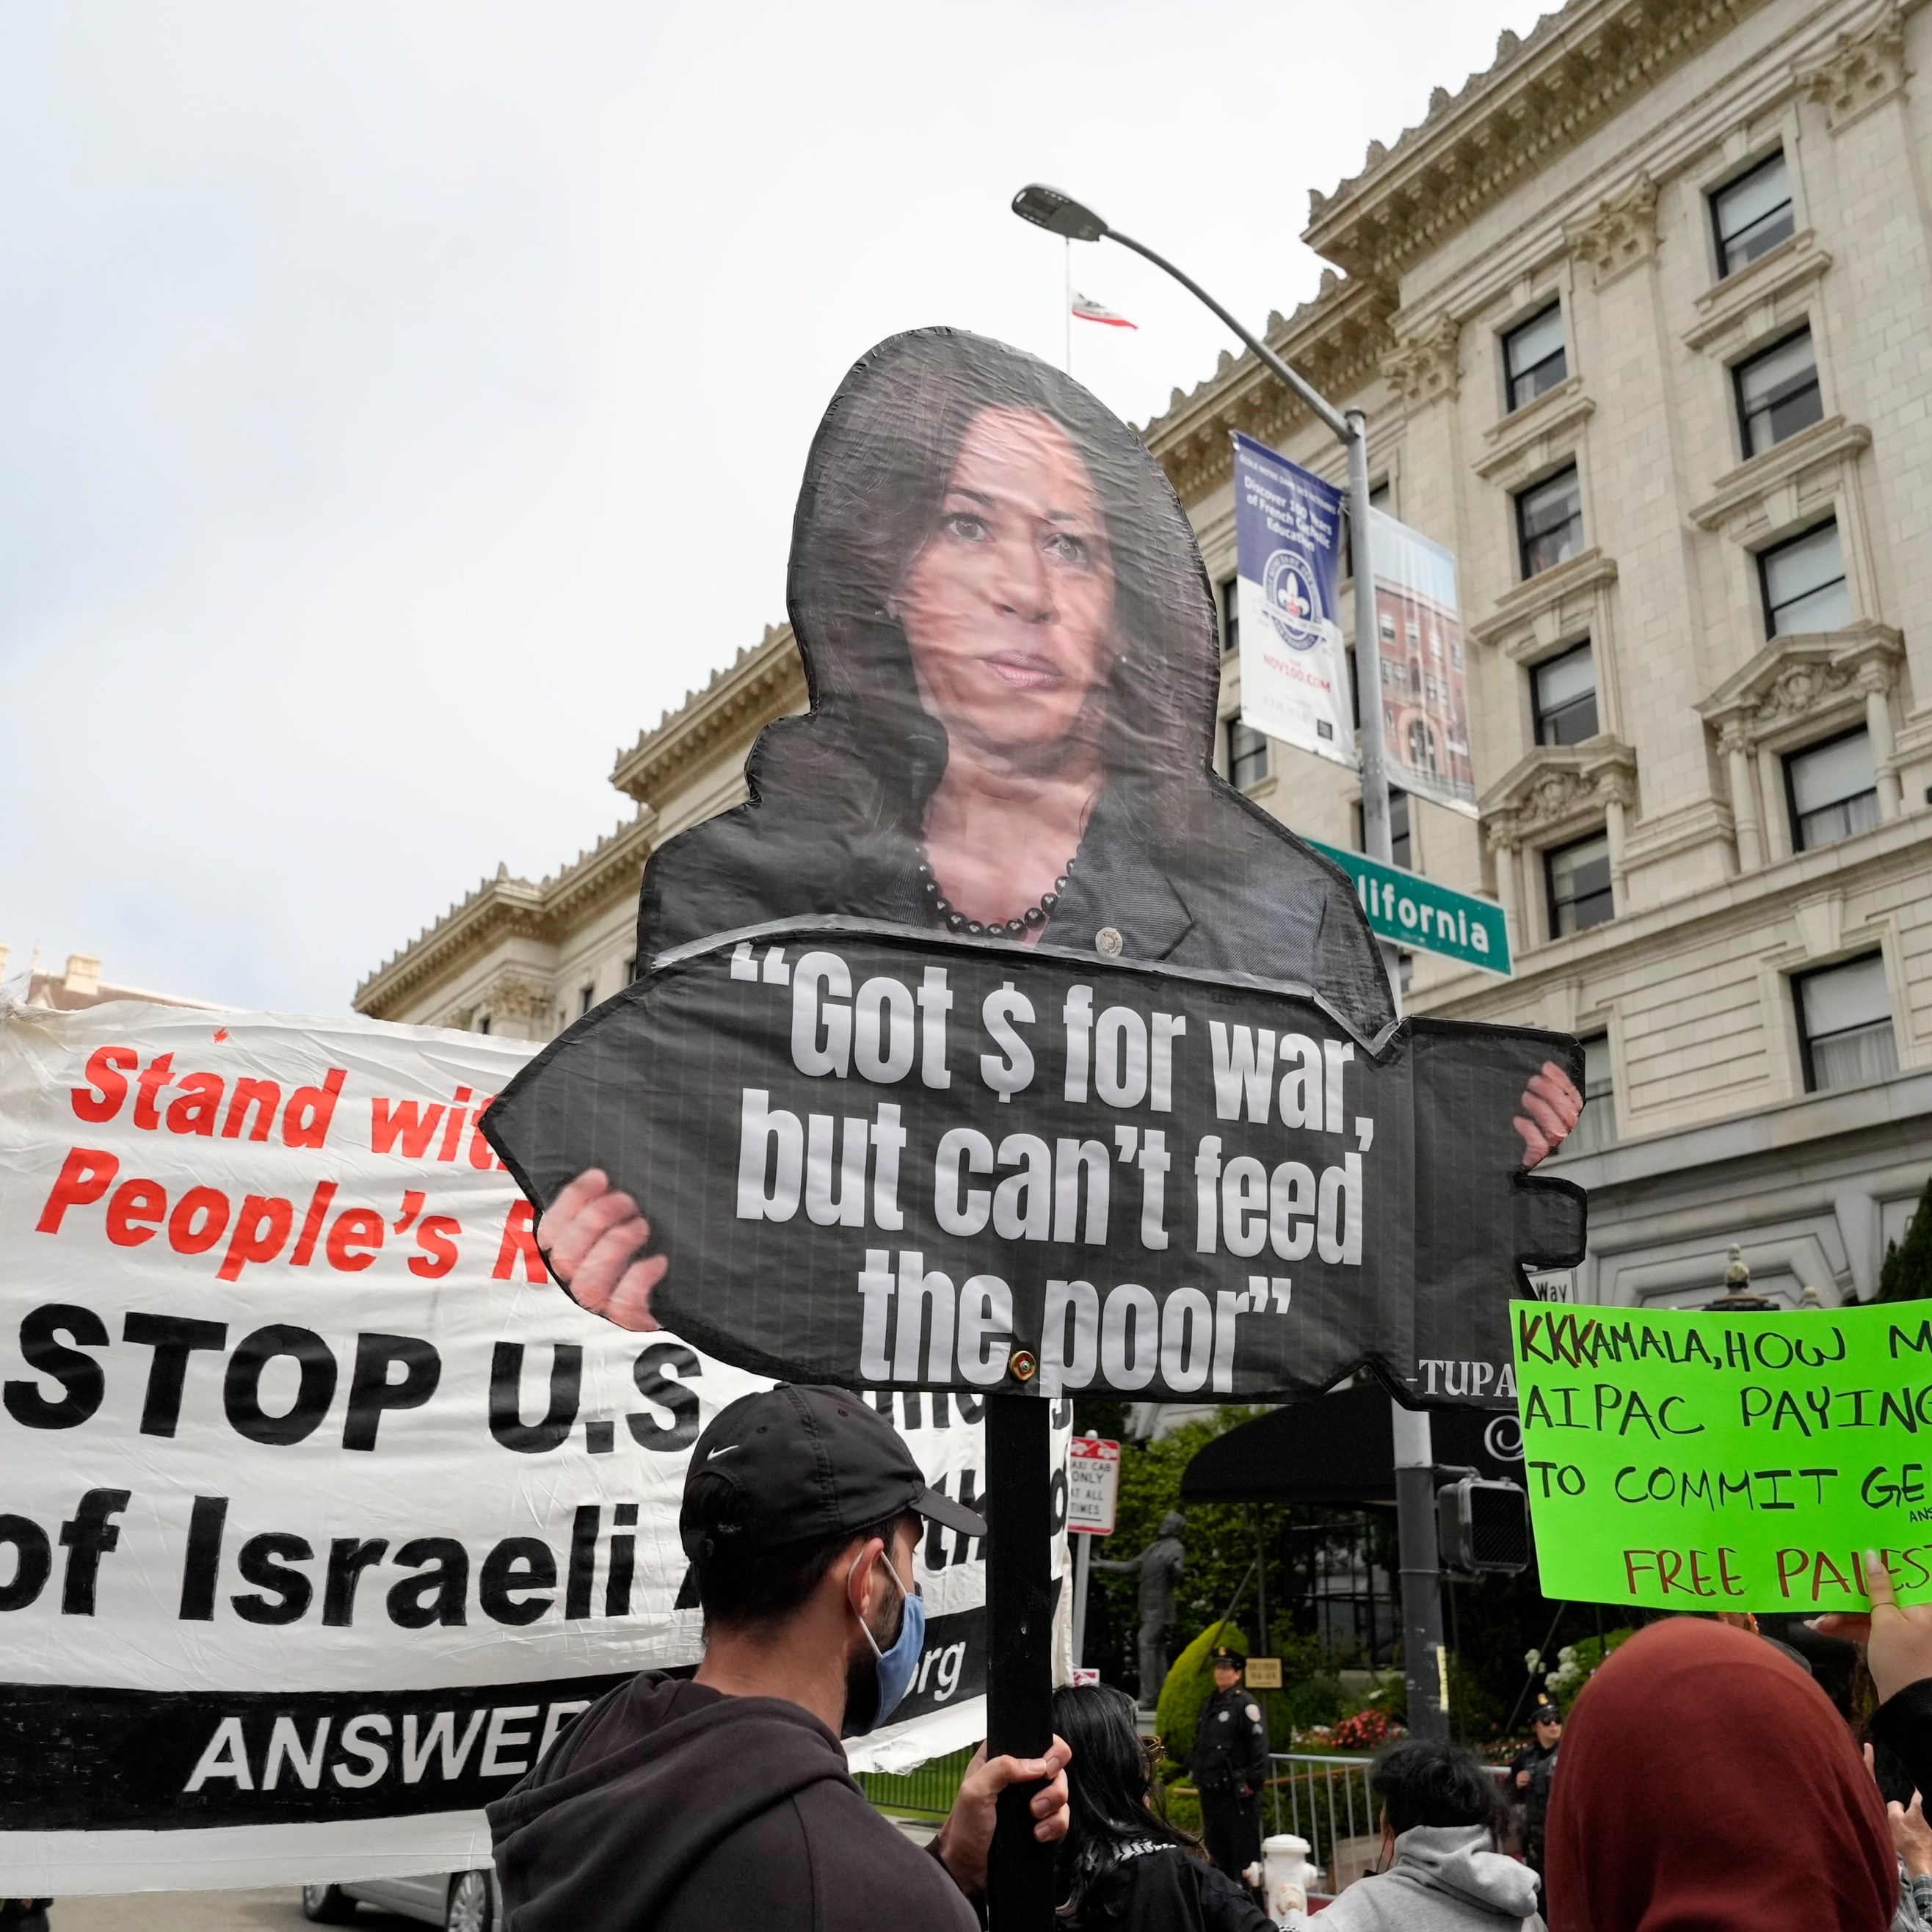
1064, 238, 1072, 376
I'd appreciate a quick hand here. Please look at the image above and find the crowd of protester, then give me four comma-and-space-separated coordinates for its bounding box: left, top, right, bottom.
478, 1370, 1932, 1931
1041, 1558, 1932, 1931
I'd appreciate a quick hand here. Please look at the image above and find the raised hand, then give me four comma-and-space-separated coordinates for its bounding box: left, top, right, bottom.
1892, 1789, 1932, 1878
535, 1167, 667, 1332
1812, 1550, 1932, 1704
1514, 1059, 1584, 1169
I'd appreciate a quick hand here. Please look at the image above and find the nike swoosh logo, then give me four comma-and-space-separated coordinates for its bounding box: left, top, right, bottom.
706, 1444, 739, 1459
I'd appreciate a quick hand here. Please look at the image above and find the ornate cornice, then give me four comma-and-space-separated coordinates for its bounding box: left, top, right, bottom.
1481, 738, 1638, 851
1145, 274, 1398, 501
611, 625, 807, 808
1695, 622, 1904, 747
358, 617, 808, 1021
1800, 1, 1912, 132
1383, 314, 1462, 410
1565, 173, 1661, 289
354, 812, 656, 1019
1302, 0, 1769, 283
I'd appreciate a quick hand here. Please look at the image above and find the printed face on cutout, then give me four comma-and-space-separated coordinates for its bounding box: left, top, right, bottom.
893, 407, 1117, 765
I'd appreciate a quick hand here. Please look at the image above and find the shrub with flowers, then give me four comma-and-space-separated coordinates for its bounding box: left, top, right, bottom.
1325, 1707, 1401, 1751
1533, 1628, 1634, 1715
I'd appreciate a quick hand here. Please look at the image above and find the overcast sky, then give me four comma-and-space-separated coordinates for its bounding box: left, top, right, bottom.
0, 1, 1552, 1013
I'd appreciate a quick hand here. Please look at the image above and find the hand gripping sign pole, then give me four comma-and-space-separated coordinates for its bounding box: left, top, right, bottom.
1011, 184, 1450, 1746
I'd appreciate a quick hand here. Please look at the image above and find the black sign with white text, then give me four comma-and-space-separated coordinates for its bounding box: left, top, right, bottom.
486, 922, 1583, 1410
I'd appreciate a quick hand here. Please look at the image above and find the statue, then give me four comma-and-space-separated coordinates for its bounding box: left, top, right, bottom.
1700, 1243, 1778, 1313
1093, 1510, 1187, 1707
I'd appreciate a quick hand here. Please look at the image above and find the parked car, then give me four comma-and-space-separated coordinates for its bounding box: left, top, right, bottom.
300, 1867, 497, 1930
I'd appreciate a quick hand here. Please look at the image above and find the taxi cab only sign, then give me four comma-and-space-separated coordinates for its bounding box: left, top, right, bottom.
1511, 1299, 1932, 1611
484, 924, 1583, 1409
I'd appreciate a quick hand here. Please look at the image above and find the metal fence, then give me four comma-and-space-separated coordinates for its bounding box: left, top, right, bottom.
860, 1743, 1513, 1883
1263, 1752, 1376, 1888
1263, 1753, 1514, 1893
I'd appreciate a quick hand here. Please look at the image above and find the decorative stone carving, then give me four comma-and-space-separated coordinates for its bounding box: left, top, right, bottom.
1755, 658, 1859, 735
1384, 314, 1461, 408
1480, 739, 1638, 851
1695, 625, 1903, 752
1566, 175, 1661, 289
479, 973, 553, 1025
1801, 5, 1911, 134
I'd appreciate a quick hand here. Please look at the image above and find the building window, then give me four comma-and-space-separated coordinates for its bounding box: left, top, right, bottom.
1760, 520, 1851, 637
1786, 727, 1880, 851
1567, 1032, 1616, 1155
1712, 151, 1795, 278
1530, 641, 1599, 747
1795, 953, 1898, 1092
579, 983, 595, 1015
1735, 328, 1822, 460
1219, 577, 1239, 656
1354, 788, 1412, 871
1227, 718, 1269, 791
623, 955, 638, 984
1545, 831, 1613, 938
1503, 302, 1567, 413
1517, 465, 1583, 579
475, 1014, 492, 1036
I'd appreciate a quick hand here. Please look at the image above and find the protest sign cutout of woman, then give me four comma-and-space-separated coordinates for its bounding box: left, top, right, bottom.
489, 328, 1583, 1392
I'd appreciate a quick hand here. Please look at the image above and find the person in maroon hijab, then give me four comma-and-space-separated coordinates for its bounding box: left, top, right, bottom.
1543, 1617, 1895, 1932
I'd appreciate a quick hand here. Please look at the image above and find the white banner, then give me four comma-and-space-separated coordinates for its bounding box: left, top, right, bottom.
1368, 506, 1478, 818
0, 1002, 1069, 1894
1232, 432, 1357, 774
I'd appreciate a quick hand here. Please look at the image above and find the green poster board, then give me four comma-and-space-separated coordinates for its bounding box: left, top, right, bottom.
1511, 1299, 1932, 1611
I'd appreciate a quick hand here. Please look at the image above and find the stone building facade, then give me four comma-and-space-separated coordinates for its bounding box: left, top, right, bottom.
356, 0, 1932, 1311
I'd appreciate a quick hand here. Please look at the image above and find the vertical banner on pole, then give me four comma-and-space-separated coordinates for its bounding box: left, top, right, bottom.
1368, 508, 1477, 818
1232, 432, 1357, 772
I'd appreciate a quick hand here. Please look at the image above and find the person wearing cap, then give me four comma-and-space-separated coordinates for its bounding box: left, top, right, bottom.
1508, 1698, 1561, 1884
1188, 1647, 1270, 1909
486, 1384, 1071, 1931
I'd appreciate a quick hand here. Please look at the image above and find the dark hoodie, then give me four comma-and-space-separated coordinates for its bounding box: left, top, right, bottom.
487, 1672, 978, 1932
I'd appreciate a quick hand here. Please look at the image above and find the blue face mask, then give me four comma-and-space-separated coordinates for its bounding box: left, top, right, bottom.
846, 1547, 926, 1735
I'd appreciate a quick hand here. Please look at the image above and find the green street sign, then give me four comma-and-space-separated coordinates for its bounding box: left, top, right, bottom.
1305, 837, 1513, 977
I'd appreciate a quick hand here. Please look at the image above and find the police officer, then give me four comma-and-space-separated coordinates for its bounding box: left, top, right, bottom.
1188, 1647, 1269, 1908
1509, 1696, 1562, 1881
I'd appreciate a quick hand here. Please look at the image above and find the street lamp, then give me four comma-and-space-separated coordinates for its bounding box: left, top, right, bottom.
1011, 182, 1448, 1746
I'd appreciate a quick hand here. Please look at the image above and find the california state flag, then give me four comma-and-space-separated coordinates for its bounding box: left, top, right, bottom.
1071, 292, 1137, 329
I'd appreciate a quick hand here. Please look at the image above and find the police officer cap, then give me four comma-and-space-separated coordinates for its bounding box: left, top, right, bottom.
1531, 1696, 1561, 1722
1210, 1646, 1246, 1668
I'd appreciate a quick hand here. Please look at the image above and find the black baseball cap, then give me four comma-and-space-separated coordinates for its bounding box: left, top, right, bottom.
680, 1384, 988, 1562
